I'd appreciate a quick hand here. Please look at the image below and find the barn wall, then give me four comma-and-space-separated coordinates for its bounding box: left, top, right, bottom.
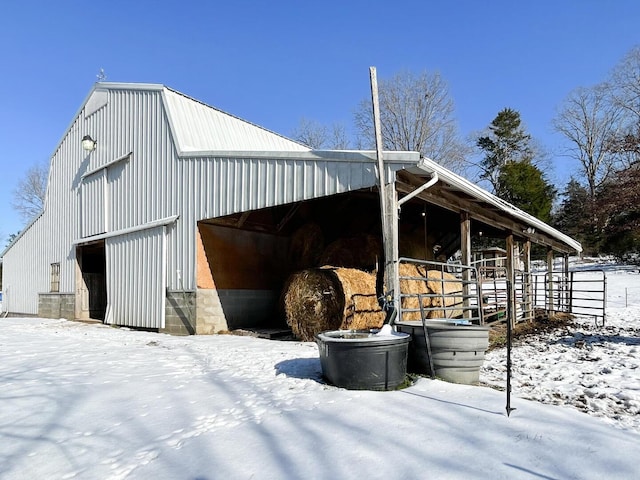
196, 223, 289, 330
1, 87, 187, 319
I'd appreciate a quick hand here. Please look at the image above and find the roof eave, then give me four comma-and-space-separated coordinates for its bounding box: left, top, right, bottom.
411, 158, 583, 254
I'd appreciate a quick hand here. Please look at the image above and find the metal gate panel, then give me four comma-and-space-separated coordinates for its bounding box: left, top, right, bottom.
104, 226, 166, 328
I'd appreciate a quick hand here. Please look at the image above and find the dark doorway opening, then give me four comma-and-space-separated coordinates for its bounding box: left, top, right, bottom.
76, 241, 107, 321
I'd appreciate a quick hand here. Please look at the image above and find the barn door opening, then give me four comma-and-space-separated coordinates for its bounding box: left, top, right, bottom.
76, 241, 107, 321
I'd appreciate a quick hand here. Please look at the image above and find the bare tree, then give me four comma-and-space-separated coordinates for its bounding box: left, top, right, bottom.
353, 70, 468, 173
328, 123, 350, 150
12, 161, 48, 222
292, 117, 328, 149
553, 84, 623, 198
607, 45, 640, 166
610, 46, 640, 121
291, 118, 351, 150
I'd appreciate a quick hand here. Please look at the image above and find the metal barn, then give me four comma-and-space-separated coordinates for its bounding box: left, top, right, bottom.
0, 83, 582, 334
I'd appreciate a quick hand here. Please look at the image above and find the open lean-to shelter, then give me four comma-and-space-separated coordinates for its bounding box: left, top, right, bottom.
0, 82, 582, 335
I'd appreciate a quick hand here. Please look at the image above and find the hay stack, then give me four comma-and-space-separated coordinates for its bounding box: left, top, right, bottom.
398, 263, 430, 320
423, 269, 464, 319
283, 267, 385, 341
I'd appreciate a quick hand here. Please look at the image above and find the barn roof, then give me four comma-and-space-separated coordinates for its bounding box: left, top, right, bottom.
162, 87, 310, 154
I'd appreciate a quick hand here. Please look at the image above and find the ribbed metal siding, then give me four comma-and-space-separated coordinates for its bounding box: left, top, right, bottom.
81, 170, 106, 236
1, 112, 88, 313
181, 156, 380, 220
1, 216, 51, 313
104, 226, 166, 328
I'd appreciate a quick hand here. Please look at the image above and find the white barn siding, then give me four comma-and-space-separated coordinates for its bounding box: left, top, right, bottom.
1, 217, 51, 314
2, 112, 90, 313
81, 169, 106, 236
78, 88, 189, 300
104, 226, 166, 329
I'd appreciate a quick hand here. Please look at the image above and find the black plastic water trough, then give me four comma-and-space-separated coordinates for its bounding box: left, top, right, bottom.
315, 329, 411, 391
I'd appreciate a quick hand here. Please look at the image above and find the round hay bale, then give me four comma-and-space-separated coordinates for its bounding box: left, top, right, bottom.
319, 235, 382, 270
283, 267, 385, 341
288, 223, 324, 269
398, 262, 430, 321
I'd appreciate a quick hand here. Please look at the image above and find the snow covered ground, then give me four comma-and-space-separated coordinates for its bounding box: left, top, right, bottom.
1, 263, 639, 479
482, 267, 640, 434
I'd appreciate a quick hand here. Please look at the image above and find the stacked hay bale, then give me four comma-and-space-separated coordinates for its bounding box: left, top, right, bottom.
398, 263, 431, 321
422, 269, 464, 319
283, 267, 385, 341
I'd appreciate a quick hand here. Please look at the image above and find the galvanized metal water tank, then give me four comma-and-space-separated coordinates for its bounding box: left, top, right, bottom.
396, 320, 490, 384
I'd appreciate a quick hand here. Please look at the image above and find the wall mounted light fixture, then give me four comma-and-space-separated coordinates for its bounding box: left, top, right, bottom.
82, 135, 97, 152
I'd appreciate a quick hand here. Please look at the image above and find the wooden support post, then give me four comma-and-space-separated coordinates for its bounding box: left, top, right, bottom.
506, 234, 516, 328
563, 254, 570, 311
385, 183, 400, 314
370, 66, 398, 318
460, 212, 471, 319
523, 239, 532, 322
547, 247, 555, 316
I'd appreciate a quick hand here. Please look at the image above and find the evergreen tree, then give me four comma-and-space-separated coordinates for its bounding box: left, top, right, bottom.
476, 108, 533, 191
476, 108, 555, 221
497, 162, 555, 223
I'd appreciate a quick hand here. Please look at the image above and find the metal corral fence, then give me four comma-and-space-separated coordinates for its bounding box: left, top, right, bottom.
532, 270, 606, 324
396, 258, 608, 326
397, 258, 484, 324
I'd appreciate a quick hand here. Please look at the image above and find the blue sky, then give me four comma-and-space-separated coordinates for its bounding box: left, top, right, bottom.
1, 0, 639, 244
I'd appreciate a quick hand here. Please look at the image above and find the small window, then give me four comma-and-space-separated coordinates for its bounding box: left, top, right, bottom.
51, 263, 60, 292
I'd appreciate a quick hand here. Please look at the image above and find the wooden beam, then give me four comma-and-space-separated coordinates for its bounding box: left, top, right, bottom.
523, 239, 532, 322
547, 247, 555, 316
460, 211, 471, 319
236, 211, 251, 228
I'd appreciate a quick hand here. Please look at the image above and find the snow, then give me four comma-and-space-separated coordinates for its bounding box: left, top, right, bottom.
1, 265, 639, 479
482, 268, 640, 433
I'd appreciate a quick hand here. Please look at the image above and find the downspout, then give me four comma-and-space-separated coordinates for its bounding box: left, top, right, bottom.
395, 171, 439, 325
397, 172, 438, 208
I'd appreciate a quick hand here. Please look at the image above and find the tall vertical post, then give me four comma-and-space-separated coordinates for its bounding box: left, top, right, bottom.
547, 247, 555, 315
563, 253, 570, 312
506, 234, 516, 328
370, 67, 398, 318
506, 279, 516, 417
523, 239, 532, 322
460, 212, 472, 319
